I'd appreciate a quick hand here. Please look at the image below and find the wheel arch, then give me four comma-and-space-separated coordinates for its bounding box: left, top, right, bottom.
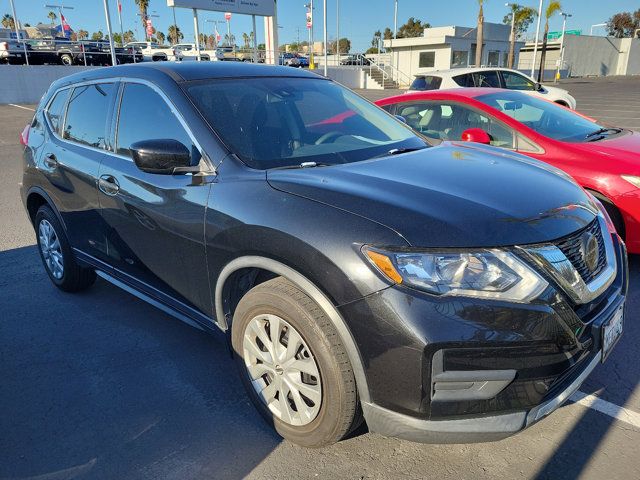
26, 187, 65, 229
584, 188, 626, 238
215, 255, 371, 403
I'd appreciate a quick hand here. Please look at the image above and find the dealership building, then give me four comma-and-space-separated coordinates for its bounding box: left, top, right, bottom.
382, 22, 523, 78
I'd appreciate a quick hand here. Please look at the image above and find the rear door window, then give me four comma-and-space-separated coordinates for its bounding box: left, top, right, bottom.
63, 83, 115, 149
471, 71, 501, 88
45, 88, 69, 134
410, 76, 442, 91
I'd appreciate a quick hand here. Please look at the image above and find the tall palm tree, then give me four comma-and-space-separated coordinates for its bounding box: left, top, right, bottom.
47, 11, 57, 26
538, 0, 562, 82
77, 29, 89, 40
506, 4, 537, 69
156, 31, 165, 44
168, 24, 182, 44
134, 0, 149, 30
2, 14, 14, 29
475, 0, 485, 67
242, 32, 250, 49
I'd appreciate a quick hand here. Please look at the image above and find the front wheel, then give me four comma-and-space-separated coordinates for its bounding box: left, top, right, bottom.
35, 205, 96, 292
231, 277, 360, 447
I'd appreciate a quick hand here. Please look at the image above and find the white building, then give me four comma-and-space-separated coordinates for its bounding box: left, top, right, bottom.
383, 22, 524, 79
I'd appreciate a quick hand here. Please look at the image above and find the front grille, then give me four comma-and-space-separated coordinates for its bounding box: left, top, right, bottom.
555, 219, 607, 284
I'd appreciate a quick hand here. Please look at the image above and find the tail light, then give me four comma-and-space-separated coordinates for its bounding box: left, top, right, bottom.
20, 124, 30, 146
0, 42, 8, 51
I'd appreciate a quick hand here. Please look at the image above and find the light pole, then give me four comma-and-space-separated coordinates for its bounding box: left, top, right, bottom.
530, 0, 543, 78
335, 0, 339, 64
323, 0, 327, 76
101, 0, 116, 65
556, 12, 571, 82
393, 0, 398, 39
9, 0, 29, 65
305, 2, 314, 69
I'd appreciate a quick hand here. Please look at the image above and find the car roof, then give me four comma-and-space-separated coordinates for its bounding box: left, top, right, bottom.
49, 61, 323, 89
414, 67, 527, 78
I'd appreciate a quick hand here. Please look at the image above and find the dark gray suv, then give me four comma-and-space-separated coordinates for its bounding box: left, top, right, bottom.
20, 62, 627, 447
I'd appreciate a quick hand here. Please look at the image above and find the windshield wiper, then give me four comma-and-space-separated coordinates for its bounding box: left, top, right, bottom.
585, 127, 622, 141
369, 146, 426, 160
269, 161, 334, 171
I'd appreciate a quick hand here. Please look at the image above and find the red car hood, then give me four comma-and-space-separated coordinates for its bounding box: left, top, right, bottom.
569, 130, 640, 169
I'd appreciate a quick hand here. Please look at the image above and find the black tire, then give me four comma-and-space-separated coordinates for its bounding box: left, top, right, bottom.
35, 205, 96, 292
231, 277, 360, 448
589, 190, 626, 240
59, 53, 73, 65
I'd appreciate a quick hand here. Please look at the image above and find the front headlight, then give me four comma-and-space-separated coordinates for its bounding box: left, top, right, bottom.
364, 247, 548, 302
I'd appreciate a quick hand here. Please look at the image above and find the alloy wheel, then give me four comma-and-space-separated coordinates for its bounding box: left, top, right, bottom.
38, 219, 64, 280
243, 313, 322, 426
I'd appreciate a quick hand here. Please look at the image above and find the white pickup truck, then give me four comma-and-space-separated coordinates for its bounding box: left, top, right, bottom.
172, 43, 217, 61
124, 42, 176, 62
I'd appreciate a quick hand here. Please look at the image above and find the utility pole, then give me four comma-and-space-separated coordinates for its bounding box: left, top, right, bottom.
393, 0, 398, 39
530, 0, 543, 78
336, 0, 339, 64
505, 2, 516, 69
9, 0, 29, 65
556, 12, 572, 82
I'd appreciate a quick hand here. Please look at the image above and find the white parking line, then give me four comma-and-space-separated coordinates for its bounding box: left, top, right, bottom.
570, 390, 640, 429
8, 104, 35, 111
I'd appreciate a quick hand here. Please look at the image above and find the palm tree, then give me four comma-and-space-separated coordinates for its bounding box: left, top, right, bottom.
2, 14, 15, 29
156, 31, 165, 44
506, 4, 537, 69
77, 29, 89, 40
134, 0, 149, 30
475, 0, 485, 67
123, 30, 135, 43
47, 10, 57, 26
168, 24, 182, 44
538, 0, 562, 82
242, 32, 250, 49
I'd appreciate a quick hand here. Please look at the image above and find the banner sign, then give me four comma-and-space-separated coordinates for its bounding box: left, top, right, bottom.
167, 0, 275, 16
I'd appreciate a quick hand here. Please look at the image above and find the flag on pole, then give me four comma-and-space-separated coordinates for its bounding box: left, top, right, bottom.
60, 13, 72, 38
117, 0, 122, 13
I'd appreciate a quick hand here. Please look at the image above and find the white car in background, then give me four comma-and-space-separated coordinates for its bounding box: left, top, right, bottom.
408, 67, 577, 109
124, 41, 176, 62
173, 43, 217, 61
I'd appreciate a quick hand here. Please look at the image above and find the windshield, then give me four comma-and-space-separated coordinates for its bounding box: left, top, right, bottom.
475, 91, 611, 142
186, 77, 426, 169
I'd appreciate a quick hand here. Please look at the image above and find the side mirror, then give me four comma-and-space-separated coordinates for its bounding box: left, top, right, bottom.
130, 139, 192, 175
535, 82, 544, 92
461, 128, 491, 145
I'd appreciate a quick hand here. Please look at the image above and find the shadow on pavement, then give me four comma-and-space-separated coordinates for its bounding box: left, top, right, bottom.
0, 245, 281, 479
535, 255, 640, 479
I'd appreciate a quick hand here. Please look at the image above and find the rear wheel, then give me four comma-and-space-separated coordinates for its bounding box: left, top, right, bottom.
59, 53, 73, 65
35, 205, 96, 292
231, 277, 360, 447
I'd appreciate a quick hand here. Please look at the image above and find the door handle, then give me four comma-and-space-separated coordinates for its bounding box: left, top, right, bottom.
43, 153, 58, 168
98, 175, 120, 196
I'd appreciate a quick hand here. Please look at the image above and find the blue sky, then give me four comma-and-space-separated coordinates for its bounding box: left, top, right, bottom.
4, 0, 638, 51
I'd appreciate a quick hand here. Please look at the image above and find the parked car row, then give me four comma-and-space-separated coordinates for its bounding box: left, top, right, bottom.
20, 62, 630, 449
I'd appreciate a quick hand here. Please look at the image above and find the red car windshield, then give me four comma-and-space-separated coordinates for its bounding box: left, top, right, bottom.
476, 91, 617, 143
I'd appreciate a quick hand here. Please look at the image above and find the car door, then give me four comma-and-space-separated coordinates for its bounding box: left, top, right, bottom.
97, 80, 213, 317
393, 100, 516, 148
38, 81, 117, 258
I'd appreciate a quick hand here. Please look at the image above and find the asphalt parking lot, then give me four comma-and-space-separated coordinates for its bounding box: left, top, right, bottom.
1, 76, 640, 480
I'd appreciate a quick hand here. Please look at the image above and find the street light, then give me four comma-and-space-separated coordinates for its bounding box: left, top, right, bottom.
556, 12, 572, 82
530, 0, 543, 78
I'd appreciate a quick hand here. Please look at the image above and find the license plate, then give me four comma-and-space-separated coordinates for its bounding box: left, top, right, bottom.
602, 305, 624, 362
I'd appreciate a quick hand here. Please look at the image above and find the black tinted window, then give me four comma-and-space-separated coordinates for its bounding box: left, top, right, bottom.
46, 89, 69, 134
116, 83, 198, 161
418, 52, 435, 68
453, 74, 472, 87
410, 76, 442, 91
472, 71, 501, 88
64, 83, 114, 149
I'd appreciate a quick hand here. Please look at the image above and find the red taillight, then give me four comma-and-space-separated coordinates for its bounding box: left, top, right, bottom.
20, 124, 30, 146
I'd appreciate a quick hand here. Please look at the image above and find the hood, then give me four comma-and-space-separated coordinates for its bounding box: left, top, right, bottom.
267, 143, 596, 248
568, 130, 640, 173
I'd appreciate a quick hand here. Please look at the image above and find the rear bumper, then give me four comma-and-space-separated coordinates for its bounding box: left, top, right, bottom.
363, 351, 601, 443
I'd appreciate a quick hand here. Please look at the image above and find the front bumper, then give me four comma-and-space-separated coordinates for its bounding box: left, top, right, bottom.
363, 350, 601, 443
341, 235, 627, 443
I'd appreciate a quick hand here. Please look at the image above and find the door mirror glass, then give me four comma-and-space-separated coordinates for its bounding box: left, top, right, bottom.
130, 139, 192, 174
461, 128, 491, 145
535, 82, 544, 92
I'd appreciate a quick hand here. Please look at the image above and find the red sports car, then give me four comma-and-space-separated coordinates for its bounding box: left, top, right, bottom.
376, 88, 640, 253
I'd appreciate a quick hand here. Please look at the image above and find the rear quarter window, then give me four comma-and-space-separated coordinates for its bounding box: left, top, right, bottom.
45, 89, 69, 134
